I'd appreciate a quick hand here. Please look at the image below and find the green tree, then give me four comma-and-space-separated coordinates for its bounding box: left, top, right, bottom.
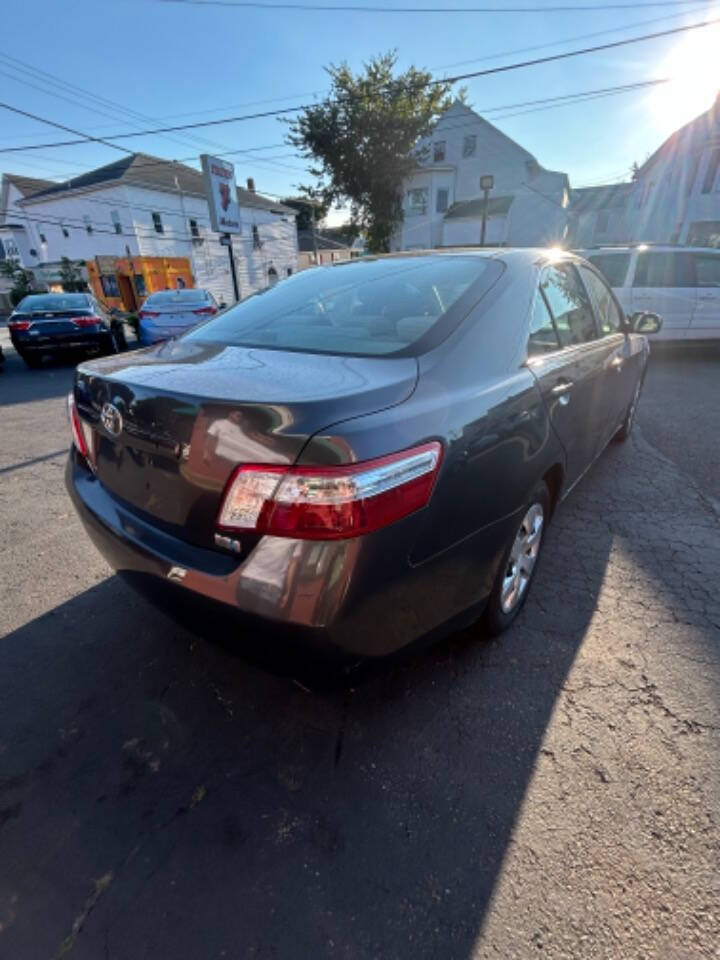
281, 195, 330, 232
58, 256, 86, 292
0, 259, 34, 306
287, 51, 453, 252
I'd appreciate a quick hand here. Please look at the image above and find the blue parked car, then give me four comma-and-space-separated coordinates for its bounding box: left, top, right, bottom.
138, 289, 218, 345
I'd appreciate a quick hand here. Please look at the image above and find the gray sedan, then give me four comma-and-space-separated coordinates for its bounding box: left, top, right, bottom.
66, 250, 660, 663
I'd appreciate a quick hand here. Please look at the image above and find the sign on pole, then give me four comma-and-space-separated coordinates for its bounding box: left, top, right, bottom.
200, 154, 241, 234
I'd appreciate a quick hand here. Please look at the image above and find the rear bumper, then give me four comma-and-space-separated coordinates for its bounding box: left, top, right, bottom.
12, 331, 111, 353
65, 454, 511, 659
138, 323, 191, 345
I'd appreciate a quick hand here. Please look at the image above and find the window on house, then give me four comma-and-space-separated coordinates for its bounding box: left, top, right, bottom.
83, 215, 93, 235
252, 225, 262, 249
462, 135, 476, 158
433, 141, 446, 162
407, 188, 428, 216
189, 218, 200, 238
152, 212, 164, 234
702, 148, 720, 194
134, 274, 147, 296
687, 221, 720, 247
436, 188, 449, 213
595, 211, 609, 235
268, 266, 279, 287
287, 267, 293, 276
111, 210, 122, 234
100, 275, 120, 298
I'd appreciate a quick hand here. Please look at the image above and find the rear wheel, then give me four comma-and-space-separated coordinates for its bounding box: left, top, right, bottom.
483, 481, 550, 636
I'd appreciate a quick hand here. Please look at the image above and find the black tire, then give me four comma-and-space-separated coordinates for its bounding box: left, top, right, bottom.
21, 353, 42, 369
483, 480, 550, 636
614, 376, 643, 443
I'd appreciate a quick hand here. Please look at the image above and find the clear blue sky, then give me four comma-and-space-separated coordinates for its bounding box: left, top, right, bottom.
2, 0, 720, 221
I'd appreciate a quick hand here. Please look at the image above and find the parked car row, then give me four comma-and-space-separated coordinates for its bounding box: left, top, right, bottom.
65, 249, 662, 665
4, 288, 219, 368
579, 244, 720, 341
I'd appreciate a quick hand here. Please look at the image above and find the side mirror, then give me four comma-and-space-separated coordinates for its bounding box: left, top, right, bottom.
629, 311, 663, 335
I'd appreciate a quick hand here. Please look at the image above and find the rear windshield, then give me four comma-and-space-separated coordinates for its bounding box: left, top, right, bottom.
145, 290, 209, 305
183, 256, 493, 356
586, 254, 631, 288
16, 294, 90, 312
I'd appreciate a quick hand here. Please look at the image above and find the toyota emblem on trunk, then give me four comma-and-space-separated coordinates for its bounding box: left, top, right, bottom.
100, 402, 123, 437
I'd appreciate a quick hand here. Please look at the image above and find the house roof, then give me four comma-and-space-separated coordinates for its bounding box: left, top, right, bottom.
3, 173, 56, 197
444, 195, 514, 219
297, 230, 352, 252
19, 153, 296, 215
570, 183, 633, 213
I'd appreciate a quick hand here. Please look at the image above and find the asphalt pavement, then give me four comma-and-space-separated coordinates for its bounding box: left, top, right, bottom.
1, 330, 719, 960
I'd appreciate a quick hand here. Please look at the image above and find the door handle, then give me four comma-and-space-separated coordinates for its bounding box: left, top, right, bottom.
551, 379, 573, 405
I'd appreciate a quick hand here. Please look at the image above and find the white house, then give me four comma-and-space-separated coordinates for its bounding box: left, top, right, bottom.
567, 183, 634, 248
624, 93, 720, 246
0, 173, 56, 305
394, 101, 570, 251
1, 154, 298, 305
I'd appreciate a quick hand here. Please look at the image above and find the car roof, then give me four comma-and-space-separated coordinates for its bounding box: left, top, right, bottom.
579, 244, 720, 255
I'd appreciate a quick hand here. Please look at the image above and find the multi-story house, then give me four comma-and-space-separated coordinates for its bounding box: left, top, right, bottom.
1, 154, 298, 309
394, 100, 570, 251
625, 93, 720, 246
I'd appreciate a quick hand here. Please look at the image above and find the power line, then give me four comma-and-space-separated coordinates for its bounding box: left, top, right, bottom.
0, 102, 134, 156
5, 75, 674, 196
157, 0, 711, 12
3, 12, 720, 156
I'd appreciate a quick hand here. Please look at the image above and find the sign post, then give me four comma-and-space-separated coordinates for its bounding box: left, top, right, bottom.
479, 174, 494, 247
201, 154, 242, 302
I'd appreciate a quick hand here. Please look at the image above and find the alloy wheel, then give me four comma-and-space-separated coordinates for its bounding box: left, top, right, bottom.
500, 503, 544, 614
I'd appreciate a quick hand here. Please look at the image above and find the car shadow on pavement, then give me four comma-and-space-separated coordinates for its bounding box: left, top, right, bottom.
0, 471, 619, 959
0, 348, 77, 406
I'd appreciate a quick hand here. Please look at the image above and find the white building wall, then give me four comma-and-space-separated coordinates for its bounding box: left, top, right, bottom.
18, 182, 297, 304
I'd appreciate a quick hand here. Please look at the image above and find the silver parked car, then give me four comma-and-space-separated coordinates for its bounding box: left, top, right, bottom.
138, 288, 218, 345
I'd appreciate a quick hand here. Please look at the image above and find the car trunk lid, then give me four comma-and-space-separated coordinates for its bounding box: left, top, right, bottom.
74, 339, 418, 550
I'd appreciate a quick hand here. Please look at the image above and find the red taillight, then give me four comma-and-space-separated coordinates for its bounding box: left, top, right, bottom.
192, 305, 217, 316
8, 319, 32, 331
139, 310, 160, 318
72, 316, 102, 328
217, 442, 442, 541
67, 391, 89, 460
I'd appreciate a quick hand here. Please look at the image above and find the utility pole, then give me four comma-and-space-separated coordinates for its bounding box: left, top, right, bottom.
479, 174, 494, 247
221, 234, 240, 302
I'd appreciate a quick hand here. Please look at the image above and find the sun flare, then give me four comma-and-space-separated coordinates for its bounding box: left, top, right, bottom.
649, 24, 720, 131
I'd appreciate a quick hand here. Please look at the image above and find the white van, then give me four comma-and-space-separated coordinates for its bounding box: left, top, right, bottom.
577, 245, 720, 341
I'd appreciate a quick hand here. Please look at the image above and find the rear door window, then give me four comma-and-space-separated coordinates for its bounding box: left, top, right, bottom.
540, 264, 598, 347
578, 265, 624, 334
527, 291, 560, 356
633, 252, 695, 287
586, 253, 630, 287
694, 253, 720, 287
